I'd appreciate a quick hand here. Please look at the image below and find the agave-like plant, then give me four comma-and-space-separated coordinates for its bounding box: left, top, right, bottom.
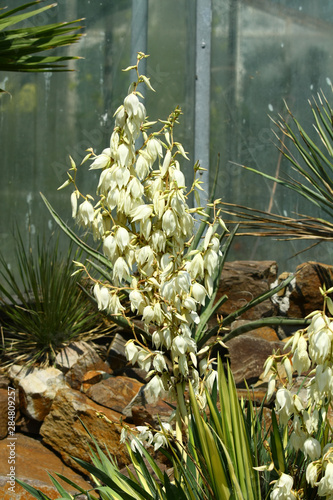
0, 230, 109, 367
220, 91, 333, 244
0, 0, 83, 79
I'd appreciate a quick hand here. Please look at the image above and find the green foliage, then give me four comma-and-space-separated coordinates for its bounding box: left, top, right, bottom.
0, 230, 107, 367
0, 0, 83, 75
16, 360, 275, 500
220, 91, 333, 243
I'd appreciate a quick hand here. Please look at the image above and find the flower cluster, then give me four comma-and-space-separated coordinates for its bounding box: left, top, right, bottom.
61, 53, 224, 447
265, 286, 333, 498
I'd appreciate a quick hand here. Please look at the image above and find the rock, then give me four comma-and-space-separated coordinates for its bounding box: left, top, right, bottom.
123, 385, 174, 426
85, 375, 143, 413
217, 260, 278, 321
8, 365, 67, 422
40, 387, 130, 473
57, 341, 112, 390
288, 261, 333, 318
105, 332, 129, 373
230, 320, 280, 342
224, 333, 284, 386
81, 370, 108, 393
0, 433, 90, 499
0, 389, 10, 439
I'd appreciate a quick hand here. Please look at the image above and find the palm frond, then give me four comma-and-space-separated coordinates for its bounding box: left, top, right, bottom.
0, 1, 83, 73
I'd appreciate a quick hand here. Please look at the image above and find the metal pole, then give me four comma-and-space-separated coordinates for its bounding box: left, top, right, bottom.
194, 0, 212, 207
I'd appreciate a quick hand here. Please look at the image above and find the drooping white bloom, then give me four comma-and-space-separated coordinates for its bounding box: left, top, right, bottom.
115, 227, 130, 252
205, 369, 218, 392
129, 289, 145, 313
175, 271, 191, 295
103, 234, 118, 261
187, 253, 204, 280
292, 335, 311, 376
172, 335, 187, 356
124, 93, 140, 117
125, 341, 139, 364
309, 329, 331, 364
306, 462, 319, 488
114, 106, 126, 128
150, 230, 166, 253
153, 432, 167, 451
136, 349, 151, 372
146, 374, 165, 401
116, 143, 131, 169
162, 209, 177, 237
315, 364, 332, 395
304, 409, 319, 435
94, 284, 110, 311
142, 305, 155, 324
112, 256, 129, 283
77, 199, 95, 227
89, 148, 111, 170
130, 204, 153, 223
153, 353, 167, 373
204, 249, 218, 277
146, 137, 163, 162
303, 437, 321, 461
317, 462, 333, 497
270, 473, 297, 500
135, 154, 150, 180
161, 149, 172, 176
71, 191, 79, 218
275, 388, 294, 425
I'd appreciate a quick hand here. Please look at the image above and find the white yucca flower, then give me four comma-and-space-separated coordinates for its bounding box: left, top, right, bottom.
103, 234, 118, 261
77, 199, 95, 227
146, 137, 163, 162
162, 209, 177, 237
135, 154, 150, 180
303, 437, 321, 461
71, 191, 79, 218
94, 284, 110, 311
115, 226, 130, 252
270, 473, 297, 500
187, 253, 204, 280
275, 388, 294, 426
192, 282, 207, 305
130, 204, 153, 222
124, 92, 140, 117
129, 289, 145, 313
89, 148, 111, 170
204, 249, 218, 277
112, 256, 129, 283
309, 329, 331, 365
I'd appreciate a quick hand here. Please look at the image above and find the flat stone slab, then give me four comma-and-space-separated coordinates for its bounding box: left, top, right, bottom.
0, 433, 91, 499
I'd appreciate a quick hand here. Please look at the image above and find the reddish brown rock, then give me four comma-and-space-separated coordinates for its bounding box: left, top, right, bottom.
217, 260, 278, 321
225, 333, 284, 386
60, 341, 112, 390
0, 388, 9, 439
85, 375, 143, 413
0, 433, 90, 499
81, 370, 107, 393
40, 387, 130, 473
288, 261, 333, 318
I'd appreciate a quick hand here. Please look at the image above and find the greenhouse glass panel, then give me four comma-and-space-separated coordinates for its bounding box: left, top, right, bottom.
0, 0, 332, 272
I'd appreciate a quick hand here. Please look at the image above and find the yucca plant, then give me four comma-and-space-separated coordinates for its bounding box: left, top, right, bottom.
220, 91, 333, 244
0, 230, 108, 367
0, 0, 83, 77
16, 358, 275, 500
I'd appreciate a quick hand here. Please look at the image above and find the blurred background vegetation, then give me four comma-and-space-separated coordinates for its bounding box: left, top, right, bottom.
1, 0, 333, 272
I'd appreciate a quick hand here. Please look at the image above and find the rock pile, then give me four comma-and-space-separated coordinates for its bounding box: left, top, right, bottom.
0, 260, 330, 498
